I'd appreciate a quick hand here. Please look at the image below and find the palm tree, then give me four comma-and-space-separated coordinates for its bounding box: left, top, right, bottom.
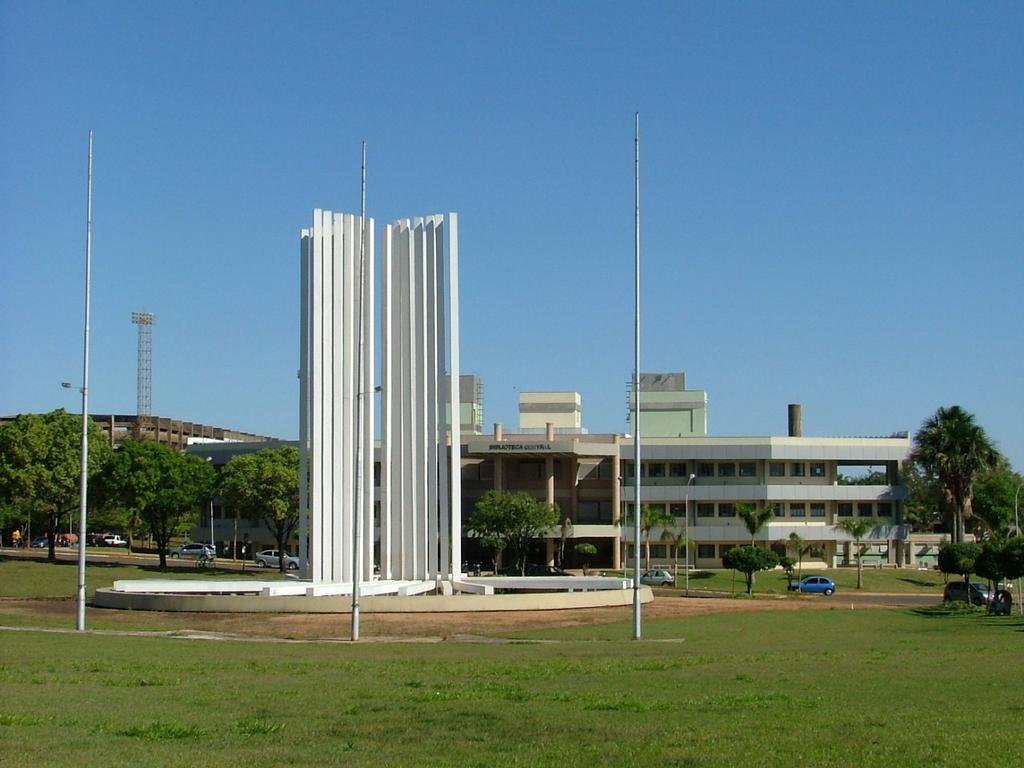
662, 527, 694, 583
620, 504, 674, 571
788, 531, 807, 588
911, 405, 1002, 543
838, 517, 873, 589
737, 503, 774, 546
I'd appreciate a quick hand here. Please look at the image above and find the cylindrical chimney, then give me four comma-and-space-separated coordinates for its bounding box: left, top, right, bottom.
546, 422, 555, 440
494, 422, 503, 441
788, 404, 803, 437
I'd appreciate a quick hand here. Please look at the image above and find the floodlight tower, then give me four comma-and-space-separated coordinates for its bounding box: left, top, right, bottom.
131, 311, 155, 416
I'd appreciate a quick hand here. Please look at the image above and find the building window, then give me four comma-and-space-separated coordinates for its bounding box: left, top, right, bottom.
648, 463, 665, 478
791, 463, 806, 477
858, 503, 874, 517
697, 544, 716, 559
810, 503, 826, 518
789, 503, 806, 518
718, 503, 736, 518
767, 502, 783, 516
877, 502, 893, 517
624, 461, 634, 479
697, 503, 715, 518
670, 503, 686, 518
698, 462, 714, 478
719, 544, 735, 557
518, 461, 543, 480
838, 503, 853, 517
739, 462, 757, 478
718, 463, 736, 477
769, 462, 785, 477
669, 462, 688, 478
649, 544, 667, 559
810, 462, 826, 478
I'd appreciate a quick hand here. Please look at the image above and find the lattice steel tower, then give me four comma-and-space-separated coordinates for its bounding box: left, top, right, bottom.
131, 311, 155, 416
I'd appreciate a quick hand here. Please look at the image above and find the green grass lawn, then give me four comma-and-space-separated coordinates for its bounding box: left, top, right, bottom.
1, 607, 1021, 767
610, 565, 949, 595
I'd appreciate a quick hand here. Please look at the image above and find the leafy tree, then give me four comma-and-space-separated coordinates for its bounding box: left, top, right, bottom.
574, 542, 597, 573
974, 538, 1007, 591
970, 465, 1021, 539
788, 531, 821, 588
837, 518, 874, 589
99, 440, 214, 567
1001, 538, 1024, 582
779, 555, 796, 587
911, 406, 1002, 543
737, 503, 773, 546
937, 541, 982, 587
901, 459, 944, 533
219, 447, 300, 573
663, 527, 694, 582
722, 545, 779, 595
469, 490, 559, 575
620, 504, 674, 570
0, 410, 111, 561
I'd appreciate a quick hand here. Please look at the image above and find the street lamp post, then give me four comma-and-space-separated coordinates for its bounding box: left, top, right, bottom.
684, 473, 695, 596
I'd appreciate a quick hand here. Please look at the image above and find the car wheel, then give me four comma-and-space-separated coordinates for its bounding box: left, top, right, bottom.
171, 552, 179, 559
256, 560, 266, 568
824, 588, 834, 596
288, 562, 298, 570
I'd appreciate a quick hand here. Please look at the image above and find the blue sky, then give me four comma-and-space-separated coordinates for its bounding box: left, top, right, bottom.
2, 1, 1021, 469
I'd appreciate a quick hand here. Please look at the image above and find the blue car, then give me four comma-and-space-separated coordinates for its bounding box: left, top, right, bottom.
788, 576, 836, 595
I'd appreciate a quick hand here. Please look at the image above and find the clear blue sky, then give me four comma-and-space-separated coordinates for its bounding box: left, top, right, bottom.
2, 2, 1021, 469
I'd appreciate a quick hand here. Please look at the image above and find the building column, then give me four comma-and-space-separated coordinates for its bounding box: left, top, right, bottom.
612, 435, 621, 571
888, 539, 898, 565
906, 540, 916, 567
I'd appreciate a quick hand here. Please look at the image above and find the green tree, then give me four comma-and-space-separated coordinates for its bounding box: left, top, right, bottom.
737, 503, 774, 546
663, 527, 694, 583
219, 447, 300, 573
974, 538, 1007, 591
937, 541, 982, 587
0, 410, 111, 561
779, 555, 796, 587
901, 459, 945, 533
721, 545, 779, 595
574, 542, 597, 573
621, 504, 674, 570
99, 440, 214, 567
911, 406, 1002, 543
970, 465, 1021, 539
788, 531, 820, 589
837, 518, 874, 589
469, 491, 559, 575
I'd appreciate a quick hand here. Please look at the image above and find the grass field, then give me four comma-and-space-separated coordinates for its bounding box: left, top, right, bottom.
1, 559, 1022, 767
609, 565, 949, 595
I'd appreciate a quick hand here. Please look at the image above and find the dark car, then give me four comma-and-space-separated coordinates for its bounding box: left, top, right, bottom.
498, 563, 570, 577
943, 580, 991, 606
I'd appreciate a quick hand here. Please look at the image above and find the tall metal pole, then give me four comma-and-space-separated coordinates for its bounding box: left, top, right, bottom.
1015, 484, 1022, 616
76, 130, 93, 632
352, 141, 367, 641
632, 112, 642, 640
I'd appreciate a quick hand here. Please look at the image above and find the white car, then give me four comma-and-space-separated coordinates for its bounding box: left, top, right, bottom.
170, 542, 215, 560
102, 535, 128, 547
640, 568, 675, 586
254, 549, 299, 570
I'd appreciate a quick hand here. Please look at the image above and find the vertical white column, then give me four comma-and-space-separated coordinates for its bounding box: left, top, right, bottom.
299, 230, 311, 578
311, 210, 327, 582
424, 217, 440, 578
400, 221, 415, 579
361, 217, 375, 581
433, 217, 450, 578
379, 223, 393, 580
447, 212, 462, 578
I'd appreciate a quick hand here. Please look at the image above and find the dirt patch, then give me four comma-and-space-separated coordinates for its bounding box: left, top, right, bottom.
0, 593, 864, 642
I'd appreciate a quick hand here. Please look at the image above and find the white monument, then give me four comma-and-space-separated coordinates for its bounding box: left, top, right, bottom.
298, 210, 462, 590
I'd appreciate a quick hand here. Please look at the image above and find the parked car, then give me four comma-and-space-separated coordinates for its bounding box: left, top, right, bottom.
254, 549, 299, 570
788, 576, 837, 595
170, 542, 215, 560
640, 568, 675, 586
86, 532, 107, 546
29, 536, 49, 548
497, 563, 570, 577
102, 535, 128, 547
943, 580, 991, 606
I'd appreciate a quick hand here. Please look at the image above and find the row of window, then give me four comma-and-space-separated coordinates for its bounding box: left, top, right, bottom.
625, 461, 830, 479
637, 501, 894, 519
